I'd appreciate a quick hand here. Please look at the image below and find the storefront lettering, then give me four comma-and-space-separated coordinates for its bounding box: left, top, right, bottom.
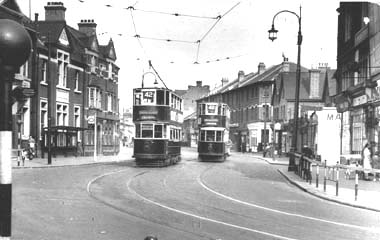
327, 113, 341, 120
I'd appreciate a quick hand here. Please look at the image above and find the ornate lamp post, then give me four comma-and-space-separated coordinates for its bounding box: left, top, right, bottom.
0, 19, 32, 239
268, 7, 302, 171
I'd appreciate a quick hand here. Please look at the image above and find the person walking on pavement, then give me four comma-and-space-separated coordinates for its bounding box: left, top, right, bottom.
27, 135, 36, 160
362, 142, 372, 180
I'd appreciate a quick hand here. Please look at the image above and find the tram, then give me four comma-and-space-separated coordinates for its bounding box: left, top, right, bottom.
133, 86, 183, 167
197, 102, 230, 162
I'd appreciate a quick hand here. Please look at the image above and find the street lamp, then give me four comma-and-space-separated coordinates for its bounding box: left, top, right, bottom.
0, 19, 32, 239
268, 7, 302, 171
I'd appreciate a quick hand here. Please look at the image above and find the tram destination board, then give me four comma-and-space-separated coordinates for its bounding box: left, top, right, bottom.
199, 115, 227, 128
133, 105, 171, 121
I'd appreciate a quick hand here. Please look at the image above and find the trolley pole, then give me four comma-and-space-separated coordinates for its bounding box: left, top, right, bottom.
0, 19, 32, 240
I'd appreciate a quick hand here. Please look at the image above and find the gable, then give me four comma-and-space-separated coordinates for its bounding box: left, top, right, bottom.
109, 45, 116, 59
58, 28, 69, 46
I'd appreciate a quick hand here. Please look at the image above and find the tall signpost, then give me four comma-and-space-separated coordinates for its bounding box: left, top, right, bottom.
0, 19, 32, 240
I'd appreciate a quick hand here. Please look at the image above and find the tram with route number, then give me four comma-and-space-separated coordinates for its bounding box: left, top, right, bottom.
133, 86, 183, 167
197, 102, 230, 162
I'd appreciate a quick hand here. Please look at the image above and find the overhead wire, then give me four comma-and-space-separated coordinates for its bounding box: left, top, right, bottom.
78, 0, 242, 65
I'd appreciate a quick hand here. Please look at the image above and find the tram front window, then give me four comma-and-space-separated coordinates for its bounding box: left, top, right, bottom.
207, 104, 217, 114
157, 90, 165, 105
206, 131, 215, 142
142, 124, 153, 138
142, 91, 155, 104
135, 124, 141, 138
154, 125, 163, 138
200, 130, 205, 141
216, 131, 222, 142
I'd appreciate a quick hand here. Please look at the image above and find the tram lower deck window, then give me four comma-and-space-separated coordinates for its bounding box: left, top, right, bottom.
154, 125, 163, 138
142, 124, 153, 138
216, 131, 222, 142
206, 131, 215, 141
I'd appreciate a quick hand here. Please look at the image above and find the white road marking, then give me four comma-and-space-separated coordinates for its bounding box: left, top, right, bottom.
197, 176, 380, 233
127, 172, 298, 240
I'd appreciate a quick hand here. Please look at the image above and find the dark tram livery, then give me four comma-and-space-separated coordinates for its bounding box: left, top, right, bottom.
197, 102, 230, 162
133, 87, 183, 167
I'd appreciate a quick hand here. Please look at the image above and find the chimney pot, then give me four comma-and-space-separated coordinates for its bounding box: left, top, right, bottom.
45, 1, 66, 21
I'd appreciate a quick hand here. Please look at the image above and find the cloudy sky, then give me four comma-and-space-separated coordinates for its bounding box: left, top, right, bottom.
18, 0, 341, 109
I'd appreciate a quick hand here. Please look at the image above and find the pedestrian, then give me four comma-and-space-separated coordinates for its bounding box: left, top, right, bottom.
28, 136, 36, 159
77, 140, 83, 156
362, 142, 372, 180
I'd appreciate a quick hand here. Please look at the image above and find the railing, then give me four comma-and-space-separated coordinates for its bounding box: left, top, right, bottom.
293, 152, 380, 201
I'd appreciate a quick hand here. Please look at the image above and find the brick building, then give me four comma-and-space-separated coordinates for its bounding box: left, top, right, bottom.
1, 1, 120, 157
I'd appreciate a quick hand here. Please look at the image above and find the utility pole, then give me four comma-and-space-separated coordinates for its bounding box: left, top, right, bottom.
46, 33, 52, 165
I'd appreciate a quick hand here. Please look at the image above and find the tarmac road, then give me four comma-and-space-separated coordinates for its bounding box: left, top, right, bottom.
12, 150, 380, 240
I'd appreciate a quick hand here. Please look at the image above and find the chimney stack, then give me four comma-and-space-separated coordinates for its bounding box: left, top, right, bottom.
281, 57, 290, 72
78, 19, 97, 36
238, 70, 244, 87
258, 62, 266, 74
221, 78, 229, 86
196, 81, 202, 87
44, 2, 66, 21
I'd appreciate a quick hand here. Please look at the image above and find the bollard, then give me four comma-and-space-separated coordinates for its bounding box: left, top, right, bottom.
309, 162, 312, 185
355, 163, 359, 201
324, 160, 327, 192
316, 163, 319, 188
336, 161, 339, 196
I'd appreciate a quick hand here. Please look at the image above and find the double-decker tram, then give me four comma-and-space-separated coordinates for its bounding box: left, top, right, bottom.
133, 86, 183, 167
197, 102, 230, 162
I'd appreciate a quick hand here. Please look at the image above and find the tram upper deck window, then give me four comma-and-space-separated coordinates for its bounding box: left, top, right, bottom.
156, 90, 165, 105
142, 90, 155, 105
141, 124, 153, 138
134, 91, 141, 105
207, 104, 217, 115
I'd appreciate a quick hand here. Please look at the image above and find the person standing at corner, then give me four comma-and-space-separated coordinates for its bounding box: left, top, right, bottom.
362, 142, 372, 180
28, 135, 36, 159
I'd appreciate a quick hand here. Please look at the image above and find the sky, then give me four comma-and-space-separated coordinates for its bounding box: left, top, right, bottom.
18, 0, 342, 110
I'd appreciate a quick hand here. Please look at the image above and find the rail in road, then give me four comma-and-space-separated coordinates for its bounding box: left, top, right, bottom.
87, 156, 380, 240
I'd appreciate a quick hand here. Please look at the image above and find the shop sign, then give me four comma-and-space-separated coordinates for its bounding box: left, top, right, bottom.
352, 95, 368, 107
87, 115, 95, 124
334, 94, 351, 112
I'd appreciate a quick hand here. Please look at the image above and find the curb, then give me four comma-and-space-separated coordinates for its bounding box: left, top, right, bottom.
277, 169, 380, 212
12, 158, 135, 169
255, 156, 289, 166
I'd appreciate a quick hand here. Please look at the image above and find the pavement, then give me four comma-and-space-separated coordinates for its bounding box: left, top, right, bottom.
12, 146, 134, 168
250, 152, 380, 212
11, 147, 380, 212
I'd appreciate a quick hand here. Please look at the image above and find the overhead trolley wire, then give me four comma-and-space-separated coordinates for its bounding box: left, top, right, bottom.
78, 0, 242, 65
